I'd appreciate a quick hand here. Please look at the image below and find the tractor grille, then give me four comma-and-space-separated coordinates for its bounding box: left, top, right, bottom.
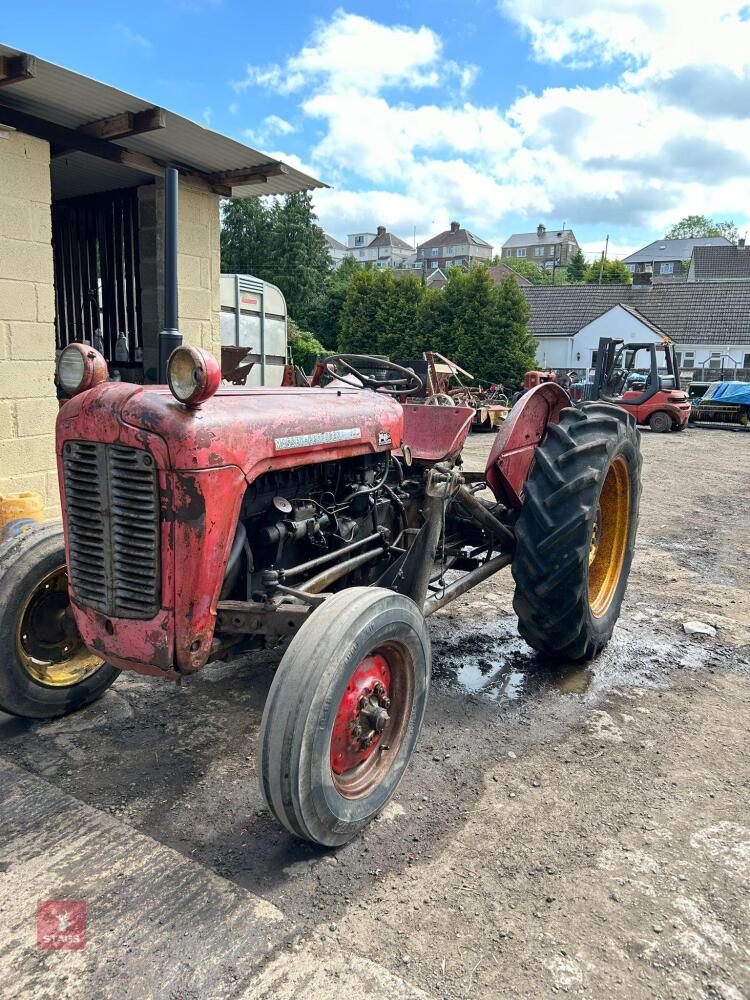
62, 441, 160, 619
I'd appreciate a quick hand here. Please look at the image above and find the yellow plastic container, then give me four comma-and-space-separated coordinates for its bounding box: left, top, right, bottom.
0, 491, 45, 542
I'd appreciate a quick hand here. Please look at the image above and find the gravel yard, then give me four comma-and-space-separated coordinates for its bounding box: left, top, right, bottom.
1, 423, 749, 999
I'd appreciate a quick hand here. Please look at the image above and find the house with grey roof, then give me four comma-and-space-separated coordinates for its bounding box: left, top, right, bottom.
521, 282, 750, 376
623, 236, 731, 280
417, 221, 492, 277
687, 243, 750, 282
346, 226, 414, 269
324, 233, 347, 269
501, 224, 579, 270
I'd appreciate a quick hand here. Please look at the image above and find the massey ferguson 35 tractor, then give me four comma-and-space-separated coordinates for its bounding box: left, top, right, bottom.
0, 342, 642, 846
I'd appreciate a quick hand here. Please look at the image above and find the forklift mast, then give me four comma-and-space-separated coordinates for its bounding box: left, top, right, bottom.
588, 336, 680, 405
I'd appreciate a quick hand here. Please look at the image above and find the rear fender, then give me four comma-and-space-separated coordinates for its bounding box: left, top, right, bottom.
485, 383, 570, 508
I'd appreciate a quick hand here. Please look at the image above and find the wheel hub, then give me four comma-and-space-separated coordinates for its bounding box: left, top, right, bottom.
330, 655, 391, 774
16, 567, 103, 687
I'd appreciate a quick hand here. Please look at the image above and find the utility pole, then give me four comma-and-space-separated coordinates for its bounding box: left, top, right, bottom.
597, 234, 609, 285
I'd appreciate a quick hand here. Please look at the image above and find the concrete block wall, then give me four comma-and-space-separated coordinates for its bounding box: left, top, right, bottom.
138, 180, 221, 379
0, 129, 60, 518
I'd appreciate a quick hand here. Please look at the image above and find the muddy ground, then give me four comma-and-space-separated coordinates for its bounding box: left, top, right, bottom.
1, 424, 749, 999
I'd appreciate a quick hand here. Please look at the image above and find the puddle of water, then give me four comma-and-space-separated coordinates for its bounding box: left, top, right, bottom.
553, 665, 593, 695
453, 659, 527, 700
430, 619, 595, 702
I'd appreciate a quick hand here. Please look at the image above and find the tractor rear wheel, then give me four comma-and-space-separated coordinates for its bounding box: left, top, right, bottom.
0, 523, 119, 718
258, 587, 430, 846
511, 403, 641, 662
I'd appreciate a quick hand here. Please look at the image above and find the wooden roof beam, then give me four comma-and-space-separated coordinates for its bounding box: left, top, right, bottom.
0, 54, 35, 89
208, 161, 289, 189
0, 103, 222, 192
80, 106, 166, 141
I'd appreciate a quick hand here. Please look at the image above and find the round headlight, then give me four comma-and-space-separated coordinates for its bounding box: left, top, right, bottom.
56, 343, 108, 398
166, 346, 220, 406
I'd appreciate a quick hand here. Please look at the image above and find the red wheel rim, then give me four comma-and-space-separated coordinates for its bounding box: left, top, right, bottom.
329, 643, 414, 799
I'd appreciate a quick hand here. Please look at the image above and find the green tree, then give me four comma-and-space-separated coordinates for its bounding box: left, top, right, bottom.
338, 270, 380, 354
665, 215, 738, 241
266, 193, 331, 329
436, 269, 535, 385
502, 258, 547, 285
287, 318, 326, 372
567, 249, 587, 282
312, 256, 361, 350
585, 259, 633, 284
493, 276, 538, 387
220, 192, 331, 330
220, 198, 273, 277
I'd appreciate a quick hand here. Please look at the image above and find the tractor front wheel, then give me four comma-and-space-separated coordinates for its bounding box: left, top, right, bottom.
258, 587, 430, 846
0, 523, 119, 719
511, 403, 641, 662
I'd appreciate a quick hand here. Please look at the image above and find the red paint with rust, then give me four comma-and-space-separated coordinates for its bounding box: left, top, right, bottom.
398, 403, 474, 463
485, 382, 570, 508
56, 381, 403, 678
330, 654, 391, 774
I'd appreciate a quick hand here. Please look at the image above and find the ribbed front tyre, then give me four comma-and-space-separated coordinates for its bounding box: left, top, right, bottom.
259, 587, 431, 846
511, 403, 641, 662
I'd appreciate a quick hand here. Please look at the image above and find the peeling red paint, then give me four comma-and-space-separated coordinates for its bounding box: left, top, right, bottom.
485, 382, 569, 508
55, 382, 404, 679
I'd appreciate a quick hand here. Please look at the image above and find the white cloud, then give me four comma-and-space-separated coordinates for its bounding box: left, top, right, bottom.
233, 10, 474, 96
237, 7, 750, 244
115, 23, 152, 49
244, 114, 297, 148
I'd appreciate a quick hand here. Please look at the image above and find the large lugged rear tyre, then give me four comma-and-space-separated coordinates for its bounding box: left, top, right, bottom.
511, 403, 641, 661
259, 587, 431, 847
0, 523, 119, 719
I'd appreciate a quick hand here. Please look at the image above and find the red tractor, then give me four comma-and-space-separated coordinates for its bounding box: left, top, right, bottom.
1, 344, 642, 846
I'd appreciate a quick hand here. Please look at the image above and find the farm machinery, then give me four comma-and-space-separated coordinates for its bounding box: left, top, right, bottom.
581, 337, 691, 432
0, 169, 642, 848
689, 381, 750, 427
0, 344, 642, 846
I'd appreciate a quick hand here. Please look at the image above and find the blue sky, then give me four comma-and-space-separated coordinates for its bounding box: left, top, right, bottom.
4, 1, 750, 259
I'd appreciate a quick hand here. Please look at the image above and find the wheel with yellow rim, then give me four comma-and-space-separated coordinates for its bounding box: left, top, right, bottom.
511, 403, 641, 662
0, 523, 119, 719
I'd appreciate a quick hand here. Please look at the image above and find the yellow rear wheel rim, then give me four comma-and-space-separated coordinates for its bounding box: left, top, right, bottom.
588, 456, 631, 618
15, 566, 103, 687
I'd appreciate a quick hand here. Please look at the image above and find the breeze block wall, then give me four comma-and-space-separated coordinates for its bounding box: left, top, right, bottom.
0, 129, 60, 518
138, 180, 221, 379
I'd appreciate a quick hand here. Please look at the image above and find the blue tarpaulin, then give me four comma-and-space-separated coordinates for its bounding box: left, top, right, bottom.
699, 381, 750, 405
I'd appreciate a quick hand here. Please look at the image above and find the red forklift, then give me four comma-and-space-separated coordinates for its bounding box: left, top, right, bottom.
585, 337, 691, 432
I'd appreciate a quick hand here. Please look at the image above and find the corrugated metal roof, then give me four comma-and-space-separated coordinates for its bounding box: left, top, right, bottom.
0, 44, 327, 198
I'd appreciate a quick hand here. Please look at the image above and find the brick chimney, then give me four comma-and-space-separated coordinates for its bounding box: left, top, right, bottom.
450, 221, 460, 233
537, 223, 546, 238
632, 270, 652, 288
377, 225, 386, 236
